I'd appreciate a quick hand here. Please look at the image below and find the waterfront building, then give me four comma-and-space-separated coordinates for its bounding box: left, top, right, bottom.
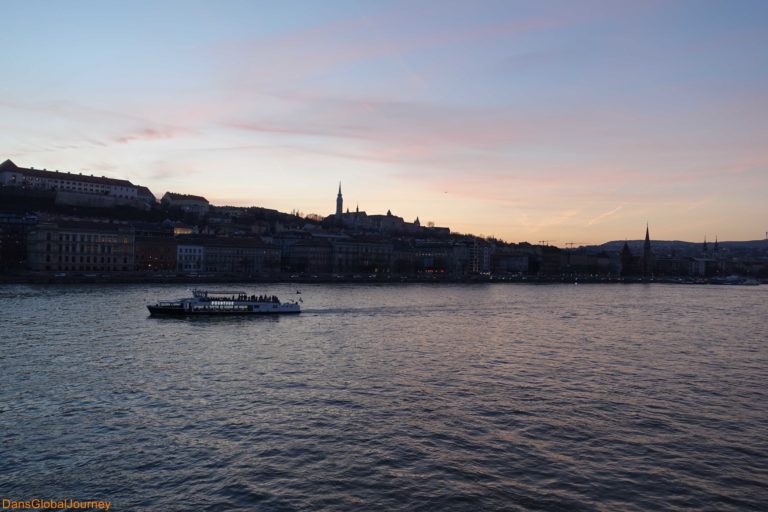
391, 241, 416, 273
269, 231, 313, 268
135, 237, 177, 272
176, 236, 279, 274
492, 248, 530, 274
285, 238, 333, 273
413, 242, 455, 273
446, 240, 492, 275
470, 240, 493, 274
202, 237, 279, 274
691, 257, 720, 277
26, 220, 135, 272
655, 256, 696, 277
0, 213, 38, 272
176, 242, 204, 274
562, 253, 613, 276
536, 245, 563, 275
332, 236, 393, 273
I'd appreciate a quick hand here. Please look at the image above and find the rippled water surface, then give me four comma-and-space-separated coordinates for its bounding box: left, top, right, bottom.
1, 283, 767, 511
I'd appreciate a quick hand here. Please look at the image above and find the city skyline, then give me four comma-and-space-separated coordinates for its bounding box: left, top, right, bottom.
2, 1, 767, 244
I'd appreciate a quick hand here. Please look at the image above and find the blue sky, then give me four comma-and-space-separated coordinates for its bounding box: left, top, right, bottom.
2, 0, 767, 243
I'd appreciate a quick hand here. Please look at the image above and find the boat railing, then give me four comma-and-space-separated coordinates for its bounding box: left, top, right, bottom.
190, 289, 289, 303
192, 288, 247, 298
157, 301, 183, 307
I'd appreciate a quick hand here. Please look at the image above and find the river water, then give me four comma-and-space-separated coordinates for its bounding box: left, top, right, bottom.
1, 283, 766, 511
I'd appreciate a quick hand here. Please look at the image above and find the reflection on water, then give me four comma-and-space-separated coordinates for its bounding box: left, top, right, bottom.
1, 283, 767, 511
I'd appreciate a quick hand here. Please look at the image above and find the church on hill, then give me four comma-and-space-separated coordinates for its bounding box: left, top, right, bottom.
328, 183, 423, 234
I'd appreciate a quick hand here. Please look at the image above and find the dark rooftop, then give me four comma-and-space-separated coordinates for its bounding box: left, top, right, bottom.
163, 192, 209, 203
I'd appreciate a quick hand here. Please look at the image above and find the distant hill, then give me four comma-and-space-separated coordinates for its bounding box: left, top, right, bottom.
587, 239, 768, 257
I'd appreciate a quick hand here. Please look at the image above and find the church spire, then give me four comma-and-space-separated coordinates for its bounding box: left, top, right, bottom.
335, 182, 343, 216
643, 223, 652, 277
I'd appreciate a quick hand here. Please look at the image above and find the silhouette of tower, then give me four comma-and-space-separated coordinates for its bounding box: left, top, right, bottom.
620, 241, 633, 277
703, 236, 708, 254
336, 182, 343, 216
714, 236, 719, 253
643, 224, 652, 277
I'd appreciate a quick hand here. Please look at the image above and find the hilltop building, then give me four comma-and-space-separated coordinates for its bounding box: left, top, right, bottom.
137, 186, 157, 207
0, 159, 151, 210
161, 192, 210, 216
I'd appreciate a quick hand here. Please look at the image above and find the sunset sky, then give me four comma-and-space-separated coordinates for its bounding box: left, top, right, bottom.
2, 0, 767, 244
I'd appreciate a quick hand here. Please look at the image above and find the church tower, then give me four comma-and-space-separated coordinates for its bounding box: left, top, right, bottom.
336, 182, 343, 217
643, 223, 652, 277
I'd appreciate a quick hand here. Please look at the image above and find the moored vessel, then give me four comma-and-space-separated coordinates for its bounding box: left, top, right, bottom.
147, 289, 301, 316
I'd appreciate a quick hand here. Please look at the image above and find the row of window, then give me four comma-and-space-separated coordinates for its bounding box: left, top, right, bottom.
45, 265, 130, 272
192, 305, 249, 311
9, 174, 133, 191
47, 233, 122, 243
47, 244, 117, 254
46, 255, 128, 264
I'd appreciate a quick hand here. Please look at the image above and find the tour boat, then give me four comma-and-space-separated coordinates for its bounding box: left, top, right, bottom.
147, 289, 301, 316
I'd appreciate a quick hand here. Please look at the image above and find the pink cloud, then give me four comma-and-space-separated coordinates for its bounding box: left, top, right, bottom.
114, 127, 179, 144
1, 98, 195, 149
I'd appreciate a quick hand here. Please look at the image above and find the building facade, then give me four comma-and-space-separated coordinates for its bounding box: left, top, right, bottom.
285, 239, 333, 273
202, 238, 279, 274
332, 237, 393, 273
176, 237, 280, 274
27, 221, 135, 272
135, 237, 177, 272
176, 243, 204, 274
